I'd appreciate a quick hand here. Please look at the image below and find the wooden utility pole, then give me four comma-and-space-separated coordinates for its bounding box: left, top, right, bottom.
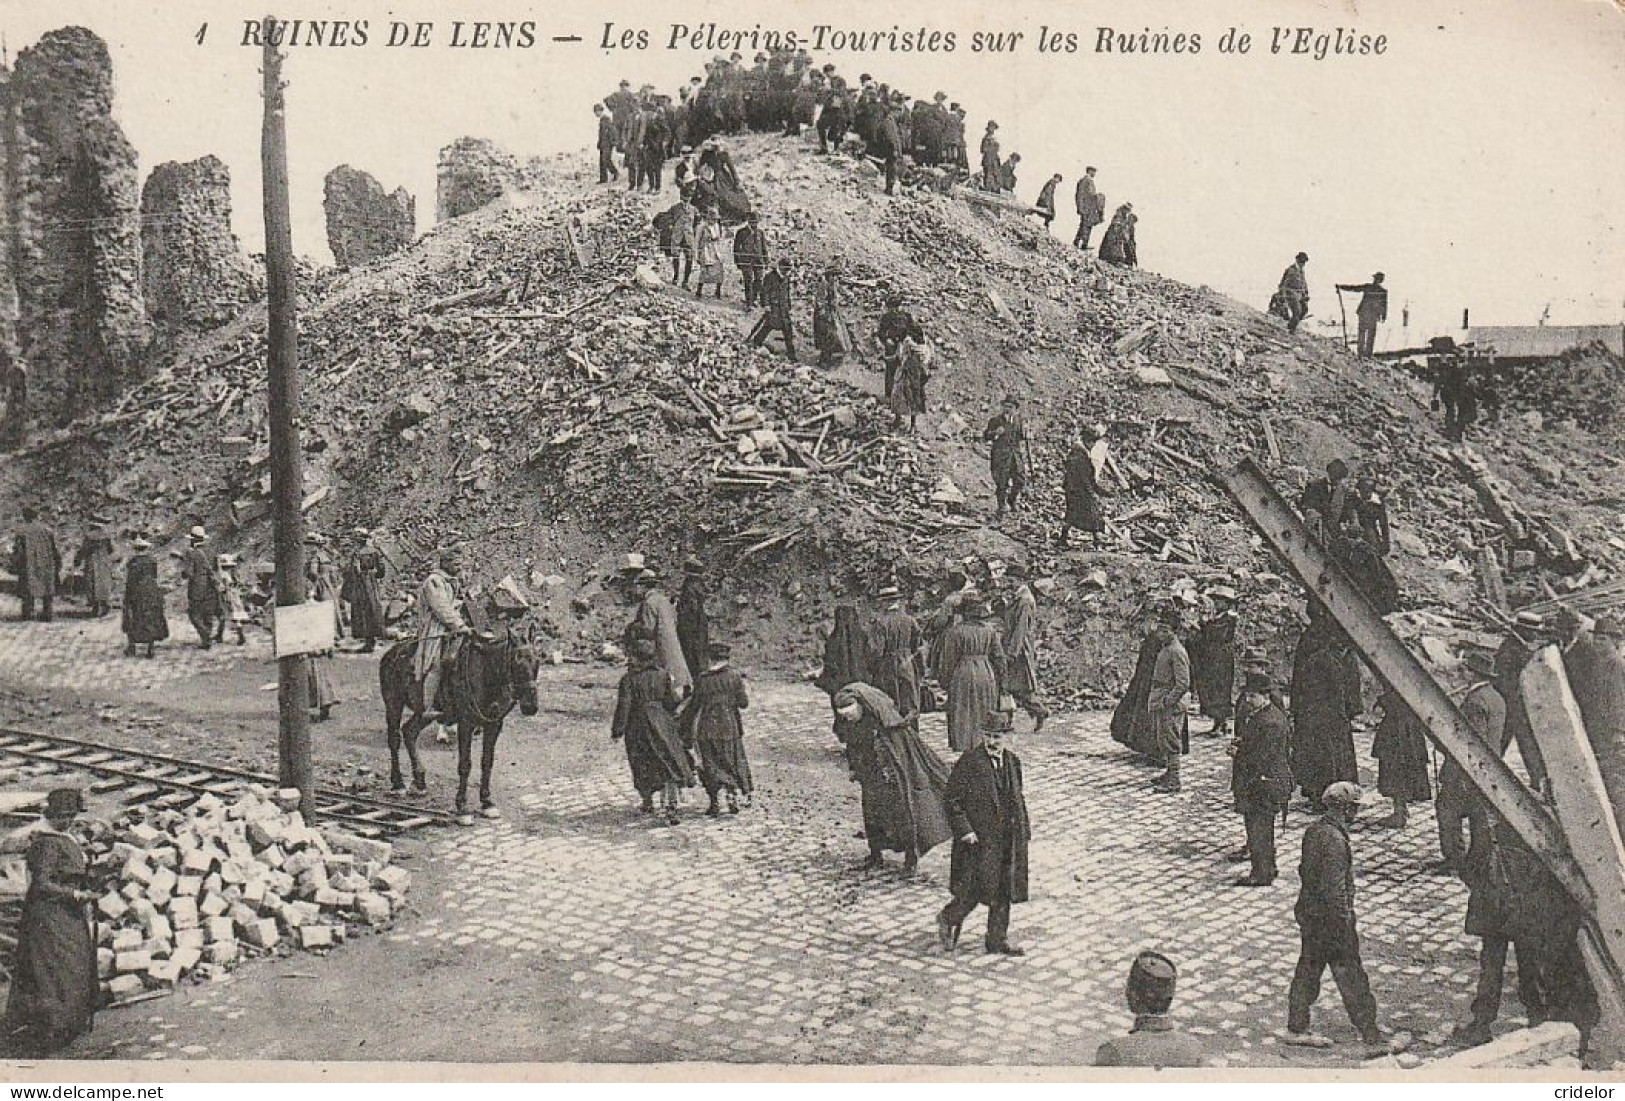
260, 14, 313, 819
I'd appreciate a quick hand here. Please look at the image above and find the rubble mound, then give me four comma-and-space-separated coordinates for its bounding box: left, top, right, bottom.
140, 155, 264, 334
5, 132, 1623, 698
2, 26, 149, 423
1494, 343, 1625, 434
435, 137, 539, 222
323, 165, 416, 269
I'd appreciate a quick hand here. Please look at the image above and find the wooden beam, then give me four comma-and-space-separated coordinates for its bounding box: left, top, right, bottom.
1218, 457, 1586, 899
1521, 649, 1625, 1062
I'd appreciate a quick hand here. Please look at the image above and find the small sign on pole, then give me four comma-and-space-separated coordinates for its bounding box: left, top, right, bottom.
272, 600, 336, 659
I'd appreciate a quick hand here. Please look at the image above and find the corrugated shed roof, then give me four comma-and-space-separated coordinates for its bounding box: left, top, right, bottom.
1466, 324, 1624, 359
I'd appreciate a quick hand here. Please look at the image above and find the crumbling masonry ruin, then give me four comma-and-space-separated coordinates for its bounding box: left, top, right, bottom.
323, 165, 415, 269
0, 27, 149, 429
141, 155, 262, 334
436, 137, 542, 222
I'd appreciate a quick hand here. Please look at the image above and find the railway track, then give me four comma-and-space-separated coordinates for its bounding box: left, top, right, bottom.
0, 726, 458, 837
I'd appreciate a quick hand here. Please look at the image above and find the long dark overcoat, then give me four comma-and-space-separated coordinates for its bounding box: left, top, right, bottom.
945, 747, 1031, 905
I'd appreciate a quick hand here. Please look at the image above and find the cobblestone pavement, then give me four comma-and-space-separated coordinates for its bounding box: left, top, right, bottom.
0, 594, 273, 696
0, 606, 1506, 1066
398, 681, 1490, 1067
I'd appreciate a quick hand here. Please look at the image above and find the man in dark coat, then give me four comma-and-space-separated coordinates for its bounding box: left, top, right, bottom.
1189, 586, 1238, 736
1286, 782, 1403, 1055
1035, 174, 1062, 231
607, 80, 637, 151
11, 506, 60, 622
1073, 167, 1104, 249
341, 528, 389, 652
1095, 952, 1203, 1067
874, 108, 902, 196
1291, 636, 1362, 808
1435, 649, 1504, 873
594, 103, 618, 183
747, 257, 797, 359
978, 122, 1001, 191
674, 558, 711, 678
1451, 818, 1561, 1047
937, 710, 1031, 955
1299, 459, 1353, 541
1060, 431, 1105, 550
179, 526, 220, 649
865, 585, 922, 719
1277, 252, 1310, 334
876, 295, 924, 399
1231, 670, 1293, 887
982, 395, 1028, 520
1335, 272, 1388, 358
641, 105, 669, 193
732, 213, 770, 309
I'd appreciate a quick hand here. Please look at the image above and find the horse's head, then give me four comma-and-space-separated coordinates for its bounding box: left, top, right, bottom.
507, 627, 541, 716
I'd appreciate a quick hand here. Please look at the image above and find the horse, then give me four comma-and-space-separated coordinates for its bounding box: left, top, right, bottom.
379, 627, 540, 824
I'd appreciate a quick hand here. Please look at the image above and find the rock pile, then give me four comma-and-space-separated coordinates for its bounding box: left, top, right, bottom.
1, 26, 149, 424
323, 165, 416, 269
86, 787, 410, 1002
140, 155, 263, 334
436, 137, 538, 222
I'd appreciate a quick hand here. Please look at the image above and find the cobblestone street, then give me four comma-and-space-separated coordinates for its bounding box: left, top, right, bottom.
0, 603, 1504, 1067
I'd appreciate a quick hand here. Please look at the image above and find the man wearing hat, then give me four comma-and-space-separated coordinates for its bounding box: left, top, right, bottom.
120, 536, 168, 658
179, 525, 220, 649
593, 102, 619, 184
748, 257, 797, 360
4, 788, 98, 1056
1238, 646, 1285, 711
1148, 614, 1192, 794
1230, 668, 1292, 886
1435, 648, 1504, 874
937, 709, 1031, 956
982, 395, 1028, 521
624, 566, 693, 697
413, 549, 470, 747
1095, 952, 1202, 1066
1276, 251, 1311, 334
1074, 166, 1104, 250
607, 79, 637, 154
675, 557, 711, 679
732, 212, 770, 309
1287, 781, 1403, 1054
1000, 565, 1048, 732
979, 121, 1001, 192
1060, 428, 1105, 550
11, 506, 60, 622
1334, 272, 1388, 358
73, 519, 115, 619
1190, 585, 1239, 738
866, 584, 922, 720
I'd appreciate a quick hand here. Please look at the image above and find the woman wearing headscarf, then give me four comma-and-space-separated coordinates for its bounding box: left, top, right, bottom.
937, 598, 1007, 752
3, 789, 97, 1056
812, 264, 853, 368
1098, 203, 1138, 267
120, 536, 169, 658
612, 636, 696, 824
888, 333, 931, 434
832, 683, 952, 873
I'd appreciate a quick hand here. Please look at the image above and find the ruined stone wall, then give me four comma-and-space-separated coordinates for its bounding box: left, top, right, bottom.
141, 155, 262, 333
436, 137, 533, 222
4, 27, 149, 425
323, 165, 415, 269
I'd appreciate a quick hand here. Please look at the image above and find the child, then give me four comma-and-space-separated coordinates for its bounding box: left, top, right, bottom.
214, 553, 249, 646
681, 641, 753, 816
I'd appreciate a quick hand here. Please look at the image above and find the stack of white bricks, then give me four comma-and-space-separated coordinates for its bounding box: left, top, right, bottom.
91, 786, 412, 1001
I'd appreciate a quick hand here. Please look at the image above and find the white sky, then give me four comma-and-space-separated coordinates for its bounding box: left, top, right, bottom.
3, 0, 1622, 345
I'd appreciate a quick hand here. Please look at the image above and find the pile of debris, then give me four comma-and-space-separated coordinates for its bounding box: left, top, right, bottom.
139, 155, 264, 335
1492, 343, 1625, 433
86, 787, 409, 1003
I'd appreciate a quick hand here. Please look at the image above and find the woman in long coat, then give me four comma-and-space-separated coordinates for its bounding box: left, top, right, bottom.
341, 530, 388, 651
1060, 436, 1104, 549
120, 537, 169, 658
1188, 590, 1238, 735
1110, 618, 1164, 758
1291, 641, 1363, 808
812, 265, 853, 367
681, 642, 752, 815
612, 637, 695, 824
1371, 688, 1432, 828
816, 605, 870, 742
74, 527, 116, 617
3, 789, 97, 1056
1098, 203, 1138, 267
833, 683, 953, 873
938, 599, 1007, 752
888, 335, 930, 433
624, 570, 693, 696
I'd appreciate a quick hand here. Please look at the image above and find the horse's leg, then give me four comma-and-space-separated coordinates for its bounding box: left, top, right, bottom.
403, 694, 428, 794
479, 720, 503, 813
454, 717, 474, 818
385, 689, 405, 792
